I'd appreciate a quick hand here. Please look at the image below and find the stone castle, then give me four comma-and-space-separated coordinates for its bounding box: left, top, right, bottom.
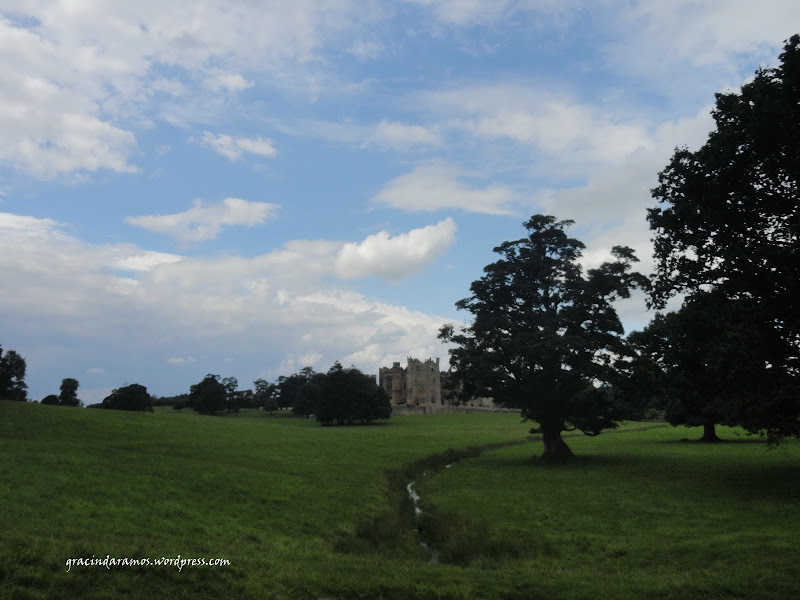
378, 357, 499, 414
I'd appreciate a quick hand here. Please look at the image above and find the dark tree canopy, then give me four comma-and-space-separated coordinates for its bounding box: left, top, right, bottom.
315, 362, 391, 425
292, 371, 325, 418
647, 34, 800, 442
59, 378, 81, 407
630, 292, 799, 443
190, 374, 227, 414
0, 343, 27, 402
277, 368, 317, 415
440, 215, 647, 459
101, 383, 154, 412
253, 378, 277, 413
648, 36, 800, 345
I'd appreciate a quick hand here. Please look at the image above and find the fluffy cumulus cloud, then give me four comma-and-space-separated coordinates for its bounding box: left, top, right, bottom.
371, 163, 515, 214
335, 218, 457, 281
125, 198, 280, 242
192, 132, 278, 161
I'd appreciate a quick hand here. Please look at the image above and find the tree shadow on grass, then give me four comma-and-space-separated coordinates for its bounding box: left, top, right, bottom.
474, 444, 800, 504
645, 436, 768, 445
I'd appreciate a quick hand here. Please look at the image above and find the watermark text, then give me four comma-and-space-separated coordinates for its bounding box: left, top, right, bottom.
65, 554, 231, 572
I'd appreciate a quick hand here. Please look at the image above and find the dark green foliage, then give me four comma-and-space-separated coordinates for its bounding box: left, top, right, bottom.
276, 364, 390, 424
40, 394, 59, 405
152, 393, 190, 407
649, 34, 800, 317
59, 378, 80, 407
630, 292, 800, 443
316, 362, 391, 425
0, 343, 27, 402
239, 390, 257, 408
440, 215, 646, 458
189, 374, 227, 414
252, 378, 273, 409
647, 35, 800, 442
100, 383, 154, 412
221, 377, 238, 413
293, 378, 322, 418
262, 393, 278, 415
277, 367, 316, 412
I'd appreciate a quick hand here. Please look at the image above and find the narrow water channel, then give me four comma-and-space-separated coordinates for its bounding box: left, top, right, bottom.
405, 465, 451, 564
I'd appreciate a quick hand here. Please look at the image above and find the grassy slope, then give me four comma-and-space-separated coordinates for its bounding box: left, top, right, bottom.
2, 401, 798, 599
0, 401, 529, 600
416, 426, 800, 600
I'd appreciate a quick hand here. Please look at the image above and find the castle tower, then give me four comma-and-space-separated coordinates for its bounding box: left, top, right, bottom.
379, 358, 441, 411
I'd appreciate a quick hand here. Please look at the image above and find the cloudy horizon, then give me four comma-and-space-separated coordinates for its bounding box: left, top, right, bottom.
1, 1, 797, 404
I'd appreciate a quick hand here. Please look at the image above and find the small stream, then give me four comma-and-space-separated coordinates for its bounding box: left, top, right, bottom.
406, 464, 452, 564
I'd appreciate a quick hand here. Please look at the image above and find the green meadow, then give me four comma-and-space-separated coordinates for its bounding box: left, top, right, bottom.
1, 401, 798, 600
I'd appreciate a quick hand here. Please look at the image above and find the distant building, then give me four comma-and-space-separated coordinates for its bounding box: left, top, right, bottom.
379, 357, 501, 413
379, 358, 442, 412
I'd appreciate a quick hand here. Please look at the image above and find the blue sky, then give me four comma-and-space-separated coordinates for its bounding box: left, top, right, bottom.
1, 1, 798, 404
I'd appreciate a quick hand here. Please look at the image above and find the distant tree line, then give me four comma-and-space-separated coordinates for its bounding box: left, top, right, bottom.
183, 363, 391, 425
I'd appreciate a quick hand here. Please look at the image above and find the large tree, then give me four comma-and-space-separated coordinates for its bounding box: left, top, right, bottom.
59, 378, 81, 407
190, 374, 227, 414
647, 34, 800, 441
440, 215, 646, 459
315, 362, 391, 425
100, 383, 154, 412
278, 367, 318, 414
629, 292, 798, 442
0, 343, 27, 402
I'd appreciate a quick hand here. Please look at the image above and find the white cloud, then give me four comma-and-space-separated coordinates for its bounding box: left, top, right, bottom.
371, 163, 515, 214
271, 118, 440, 152
370, 121, 442, 150
0, 213, 65, 239
193, 131, 278, 161
616, 1, 800, 68
203, 69, 254, 94
0, 212, 454, 397
0, 2, 373, 178
110, 248, 185, 272
167, 357, 197, 365
537, 105, 715, 231
0, 17, 140, 177
125, 198, 280, 243
335, 218, 457, 281
417, 85, 654, 169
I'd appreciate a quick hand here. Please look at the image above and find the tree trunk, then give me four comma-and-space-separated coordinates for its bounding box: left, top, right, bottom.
541, 431, 574, 460
699, 422, 721, 442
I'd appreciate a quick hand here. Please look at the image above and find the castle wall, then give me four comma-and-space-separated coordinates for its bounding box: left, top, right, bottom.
379, 358, 440, 408
379, 357, 501, 413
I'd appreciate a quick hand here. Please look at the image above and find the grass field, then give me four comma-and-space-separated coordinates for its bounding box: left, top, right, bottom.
1, 401, 798, 599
